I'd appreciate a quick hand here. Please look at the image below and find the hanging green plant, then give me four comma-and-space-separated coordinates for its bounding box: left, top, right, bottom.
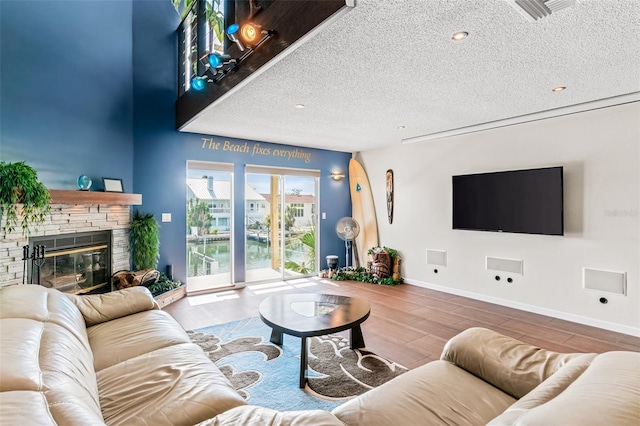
130, 210, 160, 270
0, 161, 51, 236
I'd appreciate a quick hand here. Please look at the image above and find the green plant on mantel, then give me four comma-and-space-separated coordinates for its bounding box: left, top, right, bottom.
130, 210, 160, 270
0, 161, 51, 236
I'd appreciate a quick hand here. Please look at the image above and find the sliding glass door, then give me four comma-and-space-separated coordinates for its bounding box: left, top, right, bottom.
245, 167, 319, 284
186, 161, 236, 293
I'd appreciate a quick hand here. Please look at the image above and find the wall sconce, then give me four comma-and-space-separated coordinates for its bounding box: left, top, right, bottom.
331, 171, 345, 181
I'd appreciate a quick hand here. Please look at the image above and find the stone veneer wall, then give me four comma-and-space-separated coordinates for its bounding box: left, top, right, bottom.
0, 204, 131, 288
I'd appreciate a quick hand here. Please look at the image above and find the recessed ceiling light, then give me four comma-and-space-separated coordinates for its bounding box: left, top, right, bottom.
451, 31, 469, 42
552, 86, 567, 93
397, 125, 406, 130
294, 104, 305, 109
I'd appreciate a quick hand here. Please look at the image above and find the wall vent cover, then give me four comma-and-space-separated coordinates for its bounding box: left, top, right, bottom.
583, 268, 627, 295
505, 0, 578, 21
426, 249, 447, 267
486, 256, 524, 275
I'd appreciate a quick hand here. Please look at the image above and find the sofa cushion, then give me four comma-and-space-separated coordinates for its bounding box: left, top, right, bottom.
87, 309, 192, 371
441, 327, 583, 399
0, 285, 104, 425
0, 391, 106, 426
97, 343, 246, 426
331, 359, 516, 426
199, 405, 345, 426
66, 286, 159, 327
489, 351, 640, 425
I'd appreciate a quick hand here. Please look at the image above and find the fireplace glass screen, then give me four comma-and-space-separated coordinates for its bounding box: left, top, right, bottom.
30, 231, 111, 294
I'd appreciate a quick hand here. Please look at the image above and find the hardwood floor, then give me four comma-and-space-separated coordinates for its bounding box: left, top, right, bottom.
164, 277, 640, 369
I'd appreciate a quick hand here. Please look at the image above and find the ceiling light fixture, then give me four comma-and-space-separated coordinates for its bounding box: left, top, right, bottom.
451, 31, 469, 42
207, 52, 223, 68
226, 23, 245, 51
295, 104, 305, 109
552, 86, 567, 92
190, 23, 276, 92
397, 125, 405, 130
240, 23, 261, 44
190, 76, 207, 91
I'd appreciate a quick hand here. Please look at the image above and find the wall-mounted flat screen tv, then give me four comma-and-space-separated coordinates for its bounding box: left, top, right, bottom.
452, 166, 563, 235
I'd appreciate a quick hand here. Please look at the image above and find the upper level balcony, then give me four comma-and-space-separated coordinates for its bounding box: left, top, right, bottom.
175, 0, 353, 130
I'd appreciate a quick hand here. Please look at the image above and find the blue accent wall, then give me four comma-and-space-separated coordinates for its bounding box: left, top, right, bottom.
132, 1, 351, 283
0, 0, 134, 191
1, 0, 351, 283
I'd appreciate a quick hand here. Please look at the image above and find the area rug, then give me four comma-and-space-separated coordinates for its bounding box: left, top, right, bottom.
188, 316, 407, 412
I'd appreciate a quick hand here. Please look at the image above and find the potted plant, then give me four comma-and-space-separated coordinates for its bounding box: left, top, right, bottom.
130, 210, 160, 270
0, 161, 51, 236
147, 272, 182, 297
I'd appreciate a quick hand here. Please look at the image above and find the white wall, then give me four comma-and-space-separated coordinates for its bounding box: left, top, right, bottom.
357, 103, 639, 335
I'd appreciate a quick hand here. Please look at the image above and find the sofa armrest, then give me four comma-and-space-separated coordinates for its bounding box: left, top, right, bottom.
489, 351, 640, 425
487, 353, 596, 425
65, 286, 159, 327
440, 327, 584, 399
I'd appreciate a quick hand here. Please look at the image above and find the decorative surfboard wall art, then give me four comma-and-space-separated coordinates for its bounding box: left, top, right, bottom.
349, 159, 379, 267
386, 169, 394, 224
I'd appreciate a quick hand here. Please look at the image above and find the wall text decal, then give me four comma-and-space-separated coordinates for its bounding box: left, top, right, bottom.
201, 138, 312, 163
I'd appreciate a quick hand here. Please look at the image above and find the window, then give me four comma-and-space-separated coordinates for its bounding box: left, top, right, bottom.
291, 203, 304, 218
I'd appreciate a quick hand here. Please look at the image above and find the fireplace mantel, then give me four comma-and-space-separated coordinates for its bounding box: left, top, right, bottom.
49, 190, 142, 205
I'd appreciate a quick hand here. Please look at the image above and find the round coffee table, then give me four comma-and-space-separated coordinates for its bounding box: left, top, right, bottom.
258, 293, 371, 388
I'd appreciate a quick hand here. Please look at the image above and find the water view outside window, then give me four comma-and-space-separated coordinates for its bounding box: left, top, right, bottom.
186, 168, 234, 291
245, 173, 318, 282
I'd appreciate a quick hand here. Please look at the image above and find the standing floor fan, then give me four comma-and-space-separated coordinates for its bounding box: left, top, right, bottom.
336, 217, 360, 269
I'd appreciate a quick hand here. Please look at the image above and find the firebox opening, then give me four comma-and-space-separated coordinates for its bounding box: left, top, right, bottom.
28, 230, 112, 295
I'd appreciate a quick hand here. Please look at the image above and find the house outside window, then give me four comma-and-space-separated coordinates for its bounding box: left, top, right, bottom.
291, 203, 304, 218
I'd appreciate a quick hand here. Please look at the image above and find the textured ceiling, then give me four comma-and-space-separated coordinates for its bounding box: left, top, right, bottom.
181, 0, 640, 153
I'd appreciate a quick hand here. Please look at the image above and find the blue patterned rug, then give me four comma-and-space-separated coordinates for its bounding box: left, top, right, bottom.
188, 317, 407, 412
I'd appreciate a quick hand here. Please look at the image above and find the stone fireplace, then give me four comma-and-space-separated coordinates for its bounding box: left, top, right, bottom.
0, 193, 136, 290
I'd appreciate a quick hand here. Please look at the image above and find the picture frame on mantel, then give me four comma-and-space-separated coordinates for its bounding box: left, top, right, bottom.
102, 178, 124, 193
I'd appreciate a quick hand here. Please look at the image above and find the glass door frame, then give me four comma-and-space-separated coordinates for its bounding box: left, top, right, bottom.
186, 160, 238, 294
244, 165, 320, 284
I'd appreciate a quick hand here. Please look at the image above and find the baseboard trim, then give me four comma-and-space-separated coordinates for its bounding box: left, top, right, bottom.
403, 278, 640, 338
